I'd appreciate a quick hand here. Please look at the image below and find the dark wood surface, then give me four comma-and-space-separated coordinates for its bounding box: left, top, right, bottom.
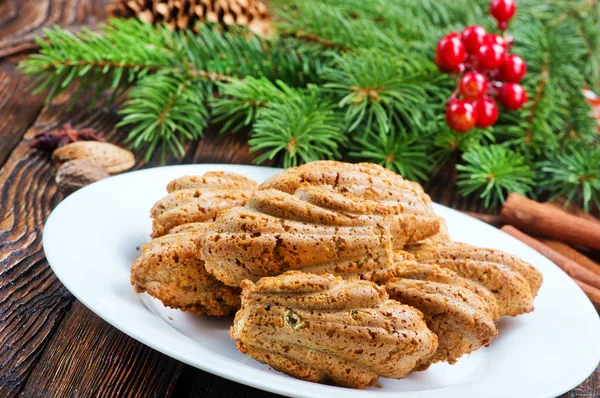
0, 2, 597, 397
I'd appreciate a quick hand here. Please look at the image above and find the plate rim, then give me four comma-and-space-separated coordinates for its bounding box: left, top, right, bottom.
42, 163, 600, 398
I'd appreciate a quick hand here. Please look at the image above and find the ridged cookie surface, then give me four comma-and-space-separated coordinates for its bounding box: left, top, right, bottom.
202, 189, 395, 287
406, 241, 542, 317
386, 251, 498, 369
259, 161, 441, 246
230, 271, 438, 388
151, 171, 258, 237
130, 228, 241, 316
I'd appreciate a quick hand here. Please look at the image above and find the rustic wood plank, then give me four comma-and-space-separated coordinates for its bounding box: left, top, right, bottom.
0, 89, 184, 397
172, 366, 282, 398
0, 142, 66, 397
12, 125, 266, 398
0, 60, 45, 167
188, 126, 274, 166
20, 302, 184, 398
0, 0, 110, 58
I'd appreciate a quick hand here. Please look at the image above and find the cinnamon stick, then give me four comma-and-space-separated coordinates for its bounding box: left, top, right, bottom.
541, 240, 600, 277
460, 211, 503, 227
500, 225, 600, 290
500, 193, 600, 251
574, 280, 600, 311
548, 197, 600, 224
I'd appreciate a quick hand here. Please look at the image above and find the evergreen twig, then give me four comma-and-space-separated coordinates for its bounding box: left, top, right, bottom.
457, 145, 536, 208
540, 144, 600, 212
17, 0, 600, 210
248, 83, 345, 168
349, 125, 433, 181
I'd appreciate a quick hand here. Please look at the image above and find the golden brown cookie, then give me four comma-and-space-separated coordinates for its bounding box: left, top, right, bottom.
202, 189, 395, 287
406, 241, 542, 317
386, 251, 498, 369
230, 271, 438, 388
130, 230, 240, 316
151, 171, 258, 237
166, 171, 258, 193
258, 161, 441, 246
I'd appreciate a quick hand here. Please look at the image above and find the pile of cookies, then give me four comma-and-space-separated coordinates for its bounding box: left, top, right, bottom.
131, 161, 542, 389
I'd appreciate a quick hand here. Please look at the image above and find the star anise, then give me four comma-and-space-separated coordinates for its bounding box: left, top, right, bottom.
29, 123, 106, 152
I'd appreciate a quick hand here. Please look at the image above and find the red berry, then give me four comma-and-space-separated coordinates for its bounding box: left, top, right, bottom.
477, 43, 506, 69
436, 33, 466, 71
490, 0, 516, 27
499, 83, 528, 110
459, 72, 488, 100
474, 97, 499, 127
501, 54, 527, 82
486, 34, 507, 50
446, 100, 477, 132
461, 25, 488, 54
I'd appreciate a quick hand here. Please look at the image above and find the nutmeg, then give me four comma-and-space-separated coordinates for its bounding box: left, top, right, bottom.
55, 159, 110, 196
52, 141, 135, 174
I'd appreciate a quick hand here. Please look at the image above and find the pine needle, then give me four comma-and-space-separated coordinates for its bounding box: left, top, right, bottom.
457, 145, 536, 209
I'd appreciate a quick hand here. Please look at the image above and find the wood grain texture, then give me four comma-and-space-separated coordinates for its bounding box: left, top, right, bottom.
21, 302, 184, 398
0, 0, 110, 58
0, 61, 45, 167
0, 126, 65, 397
172, 366, 283, 398
0, 88, 177, 397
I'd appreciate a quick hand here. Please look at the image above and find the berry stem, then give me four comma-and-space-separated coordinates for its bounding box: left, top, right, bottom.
446, 88, 459, 105
503, 32, 514, 50
487, 81, 502, 97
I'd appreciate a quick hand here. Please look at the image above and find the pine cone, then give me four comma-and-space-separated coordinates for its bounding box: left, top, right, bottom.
107, 0, 271, 36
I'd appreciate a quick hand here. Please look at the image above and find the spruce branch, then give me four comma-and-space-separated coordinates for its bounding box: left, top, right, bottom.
17, 0, 600, 211
19, 19, 318, 158
540, 144, 600, 212
432, 124, 495, 172
19, 19, 185, 105
248, 84, 345, 168
457, 145, 536, 208
323, 50, 449, 134
562, 93, 599, 144
275, 1, 410, 53
211, 77, 284, 133
495, 16, 591, 155
564, 0, 600, 93
349, 125, 433, 182
118, 71, 207, 161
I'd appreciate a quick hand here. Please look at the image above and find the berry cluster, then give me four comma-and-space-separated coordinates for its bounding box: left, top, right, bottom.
435, 0, 528, 133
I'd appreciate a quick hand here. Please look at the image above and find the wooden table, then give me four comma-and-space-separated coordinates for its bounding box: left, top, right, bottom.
0, 1, 597, 397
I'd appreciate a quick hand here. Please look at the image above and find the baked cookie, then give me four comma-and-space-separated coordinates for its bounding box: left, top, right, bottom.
259, 161, 441, 246
386, 251, 498, 369
166, 171, 258, 193
130, 228, 241, 316
406, 241, 542, 317
230, 271, 438, 388
202, 188, 395, 287
151, 171, 258, 237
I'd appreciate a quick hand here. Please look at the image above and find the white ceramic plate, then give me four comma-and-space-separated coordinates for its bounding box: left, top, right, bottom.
43, 164, 600, 398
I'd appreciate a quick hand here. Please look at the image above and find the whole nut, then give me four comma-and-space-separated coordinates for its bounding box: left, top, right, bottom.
55, 159, 110, 196
52, 141, 135, 174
